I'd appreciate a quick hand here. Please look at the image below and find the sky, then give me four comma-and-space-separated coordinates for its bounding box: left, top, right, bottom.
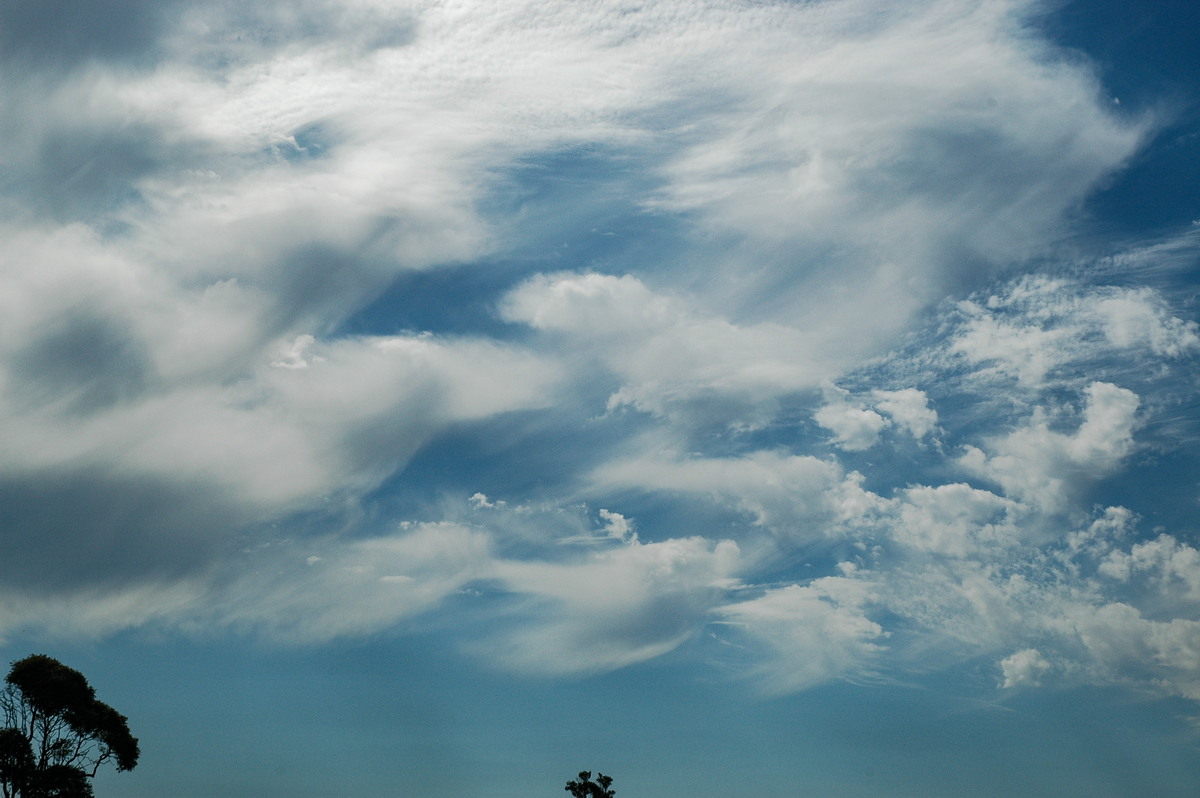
2, 0, 1200, 796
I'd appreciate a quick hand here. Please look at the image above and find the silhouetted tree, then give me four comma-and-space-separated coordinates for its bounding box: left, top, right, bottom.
565, 770, 615, 798
0, 655, 139, 798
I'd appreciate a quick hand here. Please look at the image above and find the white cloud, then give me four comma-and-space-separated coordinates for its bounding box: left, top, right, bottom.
469, 492, 501, 509
644, 0, 1144, 338
1000, 648, 1051, 688
813, 384, 937, 450
483, 536, 741, 674
873, 388, 938, 439
1065, 602, 1200, 700
2, 0, 1194, 707
948, 277, 1199, 389
589, 447, 879, 541
500, 273, 676, 335
890, 483, 1020, 558
1067, 382, 1141, 466
951, 298, 1072, 387
716, 578, 884, 694
781, 501, 1200, 701
959, 382, 1139, 513
502, 272, 833, 426
271, 334, 319, 369
814, 386, 888, 451
816, 404, 887, 451
598, 509, 637, 543
0, 329, 557, 515
0, 580, 209, 645
1095, 293, 1200, 357
210, 522, 494, 641
1101, 535, 1200, 603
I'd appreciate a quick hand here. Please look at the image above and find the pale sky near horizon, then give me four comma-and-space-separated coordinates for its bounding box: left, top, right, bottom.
3, 1, 1200, 796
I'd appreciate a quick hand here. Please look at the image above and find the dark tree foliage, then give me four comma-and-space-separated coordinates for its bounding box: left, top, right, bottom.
0, 655, 139, 798
565, 771, 615, 798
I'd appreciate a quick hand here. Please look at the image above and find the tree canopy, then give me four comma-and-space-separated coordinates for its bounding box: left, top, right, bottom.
565, 770, 615, 798
0, 655, 138, 798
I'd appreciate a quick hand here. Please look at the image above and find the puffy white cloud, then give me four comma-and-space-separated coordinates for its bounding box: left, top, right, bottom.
814, 387, 888, 452
1095, 293, 1200, 357
1101, 535, 1200, 603
795, 500, 1200, 701
1065, 602, 1200, 700
949, 277, 1199, 389
959, 382, 1139, 513
872, 388, 938, 439
814, 384, 938, 450
951, 300, 1071, 387
598, 509, 637, 543
890, 483, 1020, 557
1067, 383, 1141, 466
1000, 648, 1051, 688
500, 273, 676, 336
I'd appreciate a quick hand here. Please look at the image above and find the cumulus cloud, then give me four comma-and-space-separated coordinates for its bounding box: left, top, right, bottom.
598, 509, 637, 543
1000, 648, 1052, 688
814, 387, 888, 451
888, 483, 1021, 558
788, 499, 1200, 702
959, 382, 1140, 514
1101, 535, 1200, 604
873, 388, 939, 439
1095, 293, 1200, 357
949, 277, 1200, 389
814, 384, 938, 450
951, 298, 1072, 387
1065, 602, 1200, 700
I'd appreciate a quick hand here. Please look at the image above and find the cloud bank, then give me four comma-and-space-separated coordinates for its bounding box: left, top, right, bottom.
4, 0, 1199, 711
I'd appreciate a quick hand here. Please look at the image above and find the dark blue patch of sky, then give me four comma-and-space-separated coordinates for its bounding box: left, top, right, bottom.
1042, 0, 1200, 238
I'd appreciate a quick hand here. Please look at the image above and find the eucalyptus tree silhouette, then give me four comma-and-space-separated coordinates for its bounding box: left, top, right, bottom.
565, 770, 615, 798
0, 655, 138, 798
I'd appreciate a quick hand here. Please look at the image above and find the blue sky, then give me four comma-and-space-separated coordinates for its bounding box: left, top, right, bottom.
2, 1, 1200, 795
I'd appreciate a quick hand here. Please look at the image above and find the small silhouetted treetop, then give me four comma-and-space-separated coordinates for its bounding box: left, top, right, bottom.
0, 655, 139, 798
565, 771, 615, 798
